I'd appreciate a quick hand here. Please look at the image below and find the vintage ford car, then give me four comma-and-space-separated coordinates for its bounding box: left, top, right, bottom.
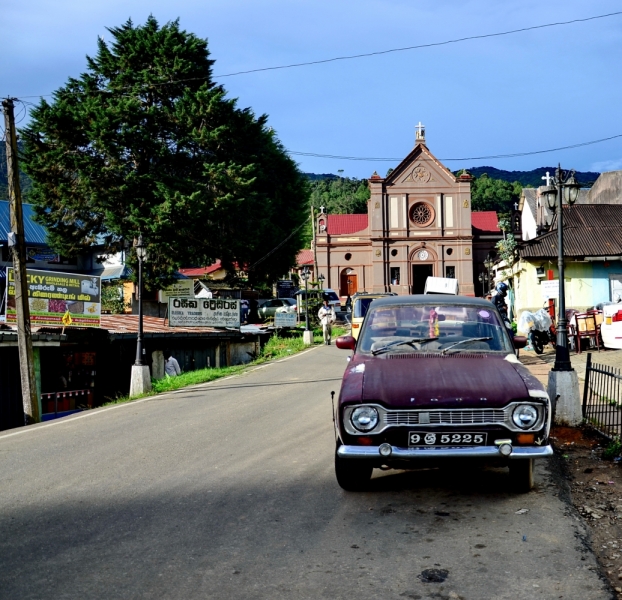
334, 295, 552, 492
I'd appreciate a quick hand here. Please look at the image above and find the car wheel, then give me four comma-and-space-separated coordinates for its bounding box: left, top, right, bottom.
529, 331, 544, 354
509, 458, 534, 493
335, 445, 372, 492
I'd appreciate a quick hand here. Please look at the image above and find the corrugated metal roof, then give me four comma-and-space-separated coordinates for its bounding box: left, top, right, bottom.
296, 249, 314, 265
326, 214, 368, 235
0, 201, 48, 245
471, 211, 500, 232
100, 314, 224, 334
179, 261, 224, 277
519, 204, 622, 259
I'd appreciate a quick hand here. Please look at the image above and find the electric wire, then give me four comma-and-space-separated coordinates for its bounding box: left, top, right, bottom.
7, 10, 622, 98
288, 133, 622, 163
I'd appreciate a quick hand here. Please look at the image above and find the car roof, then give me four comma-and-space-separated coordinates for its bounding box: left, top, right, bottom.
353, 292, 397, 299
368, 294, 494, 308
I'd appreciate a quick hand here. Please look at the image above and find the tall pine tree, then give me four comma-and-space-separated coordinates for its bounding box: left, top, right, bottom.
21, 17, 307, 286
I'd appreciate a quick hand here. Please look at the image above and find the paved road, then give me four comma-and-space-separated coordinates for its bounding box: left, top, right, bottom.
0, 346, 612, 599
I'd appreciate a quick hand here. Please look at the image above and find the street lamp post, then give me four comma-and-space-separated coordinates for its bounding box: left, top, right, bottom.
129, 234, 152, 396
541, 165, 580, 372
134, 234, 147, 366
301, 267, 313, 345
540, 164, 581, 424
483, 254, 494, 295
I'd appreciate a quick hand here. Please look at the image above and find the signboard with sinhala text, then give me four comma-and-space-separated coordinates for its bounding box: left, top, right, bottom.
274, 312, 297, 328
168, 297, 240, 328
158, 279, 194, 303
5, 267, 101, 327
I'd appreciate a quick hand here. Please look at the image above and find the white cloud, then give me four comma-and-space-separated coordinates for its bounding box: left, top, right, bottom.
590, 159, 622, 173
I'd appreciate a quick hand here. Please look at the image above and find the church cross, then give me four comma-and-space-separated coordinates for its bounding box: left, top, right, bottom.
320, 205, 325, 214
415, 122, 425, 139
514, 202, 519, 210
541, 171, 553, 186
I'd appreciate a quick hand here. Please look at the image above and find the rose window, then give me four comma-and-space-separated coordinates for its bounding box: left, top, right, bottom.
409, 202, 435, 227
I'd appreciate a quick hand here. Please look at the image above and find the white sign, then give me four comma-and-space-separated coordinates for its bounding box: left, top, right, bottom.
158, 279, 194, 303
274, 312, 297, 328
168, 297, 240, 328
541, 280, 560, 299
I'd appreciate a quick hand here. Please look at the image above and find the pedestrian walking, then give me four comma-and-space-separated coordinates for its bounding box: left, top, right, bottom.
240, 299, 249, 324
163, 349, 181, 377
318, 298, 336, 345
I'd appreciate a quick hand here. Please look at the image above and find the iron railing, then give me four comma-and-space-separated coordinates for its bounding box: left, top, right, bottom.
582, 353, 622, 439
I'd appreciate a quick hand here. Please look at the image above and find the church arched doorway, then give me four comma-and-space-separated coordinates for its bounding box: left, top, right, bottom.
340, 269, 358, 297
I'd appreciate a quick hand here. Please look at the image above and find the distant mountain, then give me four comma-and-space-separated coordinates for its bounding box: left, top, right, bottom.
305, 167, 601, 188
457, 166, 600, 188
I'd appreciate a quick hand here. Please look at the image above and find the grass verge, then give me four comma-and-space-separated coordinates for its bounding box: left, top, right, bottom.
101, 324, 349, 406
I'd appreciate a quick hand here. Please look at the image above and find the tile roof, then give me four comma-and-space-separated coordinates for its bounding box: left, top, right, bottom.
471, 211, 500, 232
519, 204, 622, 259
0, 201, 48, 245
296, 249, 314, 265
326, 214, 368, 235
179, 261, 224, 277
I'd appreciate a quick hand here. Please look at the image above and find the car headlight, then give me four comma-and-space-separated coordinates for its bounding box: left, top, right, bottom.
512, 405, 539, 429
351, 406, 379, 432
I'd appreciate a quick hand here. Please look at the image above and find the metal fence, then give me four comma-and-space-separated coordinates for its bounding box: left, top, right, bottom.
582, 353, 622, 439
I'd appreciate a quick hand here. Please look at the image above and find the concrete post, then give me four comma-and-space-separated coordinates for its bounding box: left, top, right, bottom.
303, 330, 314, 345
548, 370, 582, 426
130, 365, 152, 397
151, 350, 165, 380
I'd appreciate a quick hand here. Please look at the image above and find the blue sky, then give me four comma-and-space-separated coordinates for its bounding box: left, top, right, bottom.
2, 0, 622, 179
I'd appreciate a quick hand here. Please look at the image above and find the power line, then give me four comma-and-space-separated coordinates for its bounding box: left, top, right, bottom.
8, 10, 622, 99
288, 133, 622, 163
213, 11, 622, 79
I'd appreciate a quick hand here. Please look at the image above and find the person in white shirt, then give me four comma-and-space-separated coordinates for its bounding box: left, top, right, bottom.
163, 349, 181, 377
317, 298, 336, 345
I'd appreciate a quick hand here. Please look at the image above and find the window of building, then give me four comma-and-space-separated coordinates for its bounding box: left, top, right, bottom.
409, 202, 435, 227
446, 248, 453, 256
390, 267, 400, 285
344, 253, 352, 261
445, 266, 456, 279
390, 249, 398, 257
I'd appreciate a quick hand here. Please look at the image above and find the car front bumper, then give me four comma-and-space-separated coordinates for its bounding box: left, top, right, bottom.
337, 444, 553, 460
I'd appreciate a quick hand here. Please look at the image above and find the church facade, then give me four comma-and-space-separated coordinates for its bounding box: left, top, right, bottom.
315, 127, 476, 297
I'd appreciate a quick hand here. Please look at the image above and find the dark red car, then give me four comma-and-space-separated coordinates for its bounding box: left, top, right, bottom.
334, 295, 552, 492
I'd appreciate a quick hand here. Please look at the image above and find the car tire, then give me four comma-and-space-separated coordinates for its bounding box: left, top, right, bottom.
335, 445, 372, 492
529, 331, 544, 354
509, 458, 534, 493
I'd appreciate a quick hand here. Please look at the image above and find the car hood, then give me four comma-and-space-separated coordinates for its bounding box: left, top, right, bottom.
348, 353, 533, 409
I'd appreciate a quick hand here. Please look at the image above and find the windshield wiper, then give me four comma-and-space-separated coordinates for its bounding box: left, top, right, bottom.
441, 337, 492, 354
372, 337, 439, 356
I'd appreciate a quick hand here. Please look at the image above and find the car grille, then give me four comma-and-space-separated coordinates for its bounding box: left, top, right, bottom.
383, 409, 506, 426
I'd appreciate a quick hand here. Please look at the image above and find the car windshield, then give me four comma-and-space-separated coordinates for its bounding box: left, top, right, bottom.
358, 303, 513, 354
325, 292, 339, 302
283, 298, 296, 306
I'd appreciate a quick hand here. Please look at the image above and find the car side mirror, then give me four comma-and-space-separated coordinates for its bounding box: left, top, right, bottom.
513, 335, 527, 349
336, 335, 356, 350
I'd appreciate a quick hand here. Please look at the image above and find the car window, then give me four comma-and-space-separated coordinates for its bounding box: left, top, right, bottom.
326, 292, 339, 302
354, 298, 376, 318
283, 299, 296, 306
358, 304, 513, 354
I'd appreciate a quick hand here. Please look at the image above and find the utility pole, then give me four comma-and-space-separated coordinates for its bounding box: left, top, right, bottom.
3, 98, 40, 424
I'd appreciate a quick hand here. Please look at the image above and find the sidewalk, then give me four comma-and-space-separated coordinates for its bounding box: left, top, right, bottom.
519, 344, 622, 387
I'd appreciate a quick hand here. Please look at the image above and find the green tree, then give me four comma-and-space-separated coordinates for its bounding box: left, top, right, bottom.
308, 176, 370, 215
469, 173, 521, 213
21, 17, 307, 287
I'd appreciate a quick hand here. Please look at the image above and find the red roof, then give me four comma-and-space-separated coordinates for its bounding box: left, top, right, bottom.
471, 211, 500, 232
326, 214, 368, 235
179, 261, 224, 277
296, 249, 314, 265
99, 314, 221, 334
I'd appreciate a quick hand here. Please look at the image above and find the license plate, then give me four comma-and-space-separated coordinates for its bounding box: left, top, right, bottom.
408, 432, 488, 446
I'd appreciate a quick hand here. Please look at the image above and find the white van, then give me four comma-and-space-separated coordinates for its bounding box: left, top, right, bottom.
423, 276, 459, 295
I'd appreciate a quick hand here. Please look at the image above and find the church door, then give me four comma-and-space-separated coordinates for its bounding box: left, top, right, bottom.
340, 271, 358, 296
412, 264, 433, 294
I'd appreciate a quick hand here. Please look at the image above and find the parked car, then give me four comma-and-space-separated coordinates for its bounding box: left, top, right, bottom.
333, 295, 551, 493
258, 298, 297, 320
295, 288, 340, 316
350, 292, 397, 340
600, 302, 622, 349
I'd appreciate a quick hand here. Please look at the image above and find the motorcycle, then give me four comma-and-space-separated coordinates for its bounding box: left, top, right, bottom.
518, 308, 557, 355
